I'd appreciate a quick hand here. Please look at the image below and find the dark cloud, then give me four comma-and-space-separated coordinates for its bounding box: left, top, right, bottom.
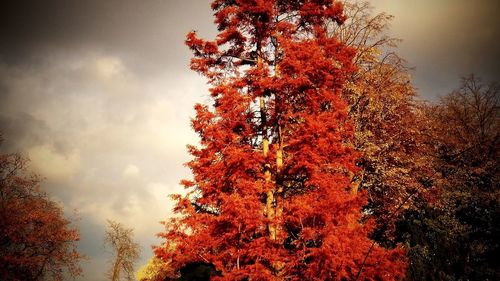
0, 113, 49, 153
375, 0, 500, 99
1, 0, 499, 97
0, 0, 215, 74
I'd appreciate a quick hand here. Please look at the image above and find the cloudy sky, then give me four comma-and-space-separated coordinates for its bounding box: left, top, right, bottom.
0, 0, 498, 280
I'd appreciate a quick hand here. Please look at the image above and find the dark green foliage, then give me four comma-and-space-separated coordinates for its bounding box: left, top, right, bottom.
398, 202, 499, 281
175, 262, 220, 281
396, 75, 500, 281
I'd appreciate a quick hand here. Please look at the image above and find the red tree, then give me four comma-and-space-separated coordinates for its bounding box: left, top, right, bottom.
0, 150, 83, 281
157, 1, 406, 280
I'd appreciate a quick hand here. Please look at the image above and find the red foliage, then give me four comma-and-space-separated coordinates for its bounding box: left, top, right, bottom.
157, 1, 406, 279
0, 152, 83, 281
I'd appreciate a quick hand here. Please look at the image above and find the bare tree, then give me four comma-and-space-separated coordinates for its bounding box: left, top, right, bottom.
435, 74, 499, 148
104, 220, 140, 281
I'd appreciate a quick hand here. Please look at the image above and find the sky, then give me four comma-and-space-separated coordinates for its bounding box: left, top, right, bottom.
0, 0, 498, 280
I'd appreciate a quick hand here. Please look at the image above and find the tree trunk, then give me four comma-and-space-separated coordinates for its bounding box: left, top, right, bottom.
111, 253, 121, 281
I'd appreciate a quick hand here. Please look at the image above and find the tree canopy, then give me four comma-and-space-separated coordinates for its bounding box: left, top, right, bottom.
0, 142, 83, 281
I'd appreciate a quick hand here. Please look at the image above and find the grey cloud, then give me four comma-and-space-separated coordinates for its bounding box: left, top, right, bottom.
0, 46, 203, 280
0, 113, 50, 153
0, 0, 215, 75
0, 2, 213, 280
374, 0, 500, 99
77, 217, 109, 281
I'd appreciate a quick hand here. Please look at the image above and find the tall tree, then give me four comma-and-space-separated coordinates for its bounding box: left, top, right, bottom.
329, 0, 435, 243
157, 1, 406, 280
0, 140, 83, 281
104, 220, 141, 281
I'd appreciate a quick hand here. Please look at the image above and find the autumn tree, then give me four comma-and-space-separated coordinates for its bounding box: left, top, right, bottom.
397, 75, 500, 280
136, 256, 174, 281
157, 1, 406, 280
0, 140, 83, 281
104, 220, 141, 281
328, 0, 435, 243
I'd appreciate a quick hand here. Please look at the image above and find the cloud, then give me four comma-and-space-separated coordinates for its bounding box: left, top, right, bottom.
0, 1, 216, 279
0, 112, 50, 153
0, 49, 207, 280
373, 0, 500, 98
123, 164, 140, 178
0, 0, 216, 74
94, 56, 124, 79
27, 145, 81, 182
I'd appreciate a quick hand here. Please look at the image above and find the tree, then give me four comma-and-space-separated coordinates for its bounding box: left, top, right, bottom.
0, 140, 83, 281
136, 256, 174, 281
329, 0, 435, 243
398, 75, 500, 280
157, 1, 406, 280
104, 220, 141, 281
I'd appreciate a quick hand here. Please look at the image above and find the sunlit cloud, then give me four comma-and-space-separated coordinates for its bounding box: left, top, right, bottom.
28, 144, 81, 182
94, 56, 124, 79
